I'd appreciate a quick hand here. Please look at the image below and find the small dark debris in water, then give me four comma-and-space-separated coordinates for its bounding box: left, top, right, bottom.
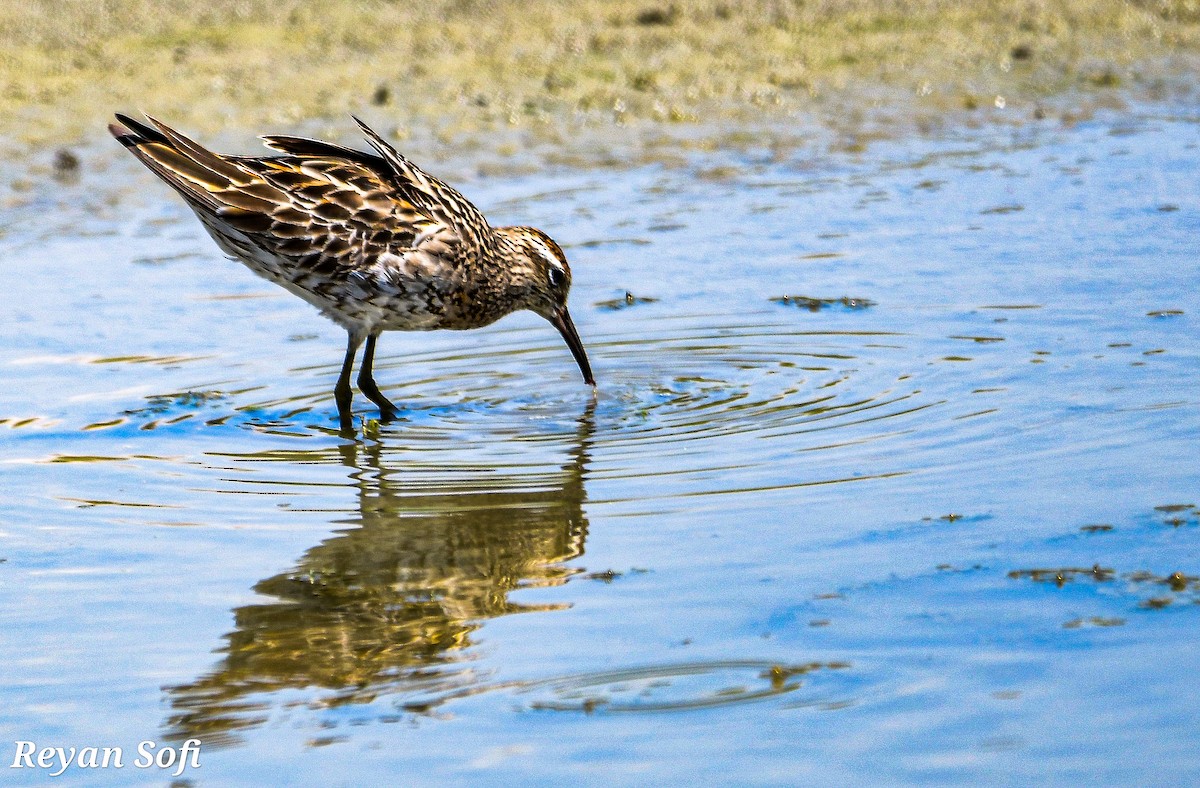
1090, 617, 1125, 627
773, 295, 875, 312
915, 179, 944, 190
813, 592, 844, 600
1147, 310, 1183, 317
939, 513, 963, 522
1010, 44, 1033, 61
1157, 204, 1179, 212
980, 204, 1024, 215
1033, 350, 1052, 355
1064, 616, 1125, 629
307, 735, 348, 748
1008, 564, 1115, 586
53, 148, 80, 176
578, 238, 652, 248
1142, 349, 1165, 355
696, 165, 742, 181
799, 252, 843, 260
1140, 597, 1172, 610
762, 663, 834, 686
1127, 570, 1197, 592
596, 291, 658, 310
950, 335, 1005, 343
933, 563, 982, 573
1087, 69, 1120, 88
981, 304, 1041, 310
126, 390, 228, 416
1032, 105, 1046, 121
580, 698, 606, 714
1108, 342, 1132, 348
372, 84, 390, 106
1154, 503, 1194, 513
289, 333, 319, 342
942, 356, 972, 362
808, 619, 830, 627
1080, 524, 1113, 533
401, 701, 434, 714
1167, 572, 1191, 592
585, 569, 623, 583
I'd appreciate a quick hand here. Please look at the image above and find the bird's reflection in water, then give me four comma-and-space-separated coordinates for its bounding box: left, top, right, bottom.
165, 406, 594, 746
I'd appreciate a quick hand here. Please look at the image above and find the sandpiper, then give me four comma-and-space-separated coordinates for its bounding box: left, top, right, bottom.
109, 113, 593, 431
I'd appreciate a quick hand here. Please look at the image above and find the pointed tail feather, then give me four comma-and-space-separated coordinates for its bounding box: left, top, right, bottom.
351, 115, 422, 184
112, 113, 170, 145
350, 114, 491, 242
108, 113, 244, 211
108, 122, 138, 146
261, 134, 358, 159
143, 115, 251, 185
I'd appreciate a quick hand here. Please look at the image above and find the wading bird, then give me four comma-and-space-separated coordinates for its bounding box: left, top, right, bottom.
109, 114, 593, 432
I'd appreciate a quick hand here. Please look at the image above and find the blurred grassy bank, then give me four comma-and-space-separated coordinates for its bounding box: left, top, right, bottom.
3, 0, 1199, 151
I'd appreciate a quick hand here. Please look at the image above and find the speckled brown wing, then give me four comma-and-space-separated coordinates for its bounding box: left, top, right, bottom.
348, 116, 494, 254
109, 114, 465, 305
225, 153, 442, 281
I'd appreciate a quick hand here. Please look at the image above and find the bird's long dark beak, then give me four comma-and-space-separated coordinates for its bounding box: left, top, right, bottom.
550, 307, 595, 386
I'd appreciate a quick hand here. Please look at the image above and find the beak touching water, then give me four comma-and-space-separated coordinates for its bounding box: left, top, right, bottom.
549, 307, 595, 386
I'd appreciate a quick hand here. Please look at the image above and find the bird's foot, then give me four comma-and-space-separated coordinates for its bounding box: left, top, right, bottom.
358, 377, 398, 423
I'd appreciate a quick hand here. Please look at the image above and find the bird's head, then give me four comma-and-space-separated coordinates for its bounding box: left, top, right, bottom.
495, 226, 594, 386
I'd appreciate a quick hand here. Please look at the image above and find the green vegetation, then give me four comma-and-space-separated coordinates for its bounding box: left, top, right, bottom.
2, 0, 1198, 146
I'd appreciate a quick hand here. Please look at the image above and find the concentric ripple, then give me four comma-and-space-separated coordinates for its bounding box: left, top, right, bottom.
66, 306, 1001, 509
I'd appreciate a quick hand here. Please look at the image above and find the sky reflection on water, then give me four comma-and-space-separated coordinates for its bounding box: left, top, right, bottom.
0, 109, 1197, 783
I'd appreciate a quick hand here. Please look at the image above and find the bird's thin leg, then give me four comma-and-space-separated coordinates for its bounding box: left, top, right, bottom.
336, 332, 364, 433
357, 333, 398, 420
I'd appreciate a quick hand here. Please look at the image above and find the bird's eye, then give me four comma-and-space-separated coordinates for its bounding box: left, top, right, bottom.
548, 265, 565, 288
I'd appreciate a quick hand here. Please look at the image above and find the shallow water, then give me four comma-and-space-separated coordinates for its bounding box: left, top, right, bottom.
1, 109, 1198, 784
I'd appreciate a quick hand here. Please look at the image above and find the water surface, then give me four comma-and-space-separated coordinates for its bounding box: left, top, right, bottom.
1, 109, 1198, 783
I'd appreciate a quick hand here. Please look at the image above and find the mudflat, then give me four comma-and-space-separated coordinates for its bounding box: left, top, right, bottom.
5, 0, 1198, 148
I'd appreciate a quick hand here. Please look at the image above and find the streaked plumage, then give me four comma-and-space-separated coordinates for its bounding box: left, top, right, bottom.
108, 113, 593, 431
